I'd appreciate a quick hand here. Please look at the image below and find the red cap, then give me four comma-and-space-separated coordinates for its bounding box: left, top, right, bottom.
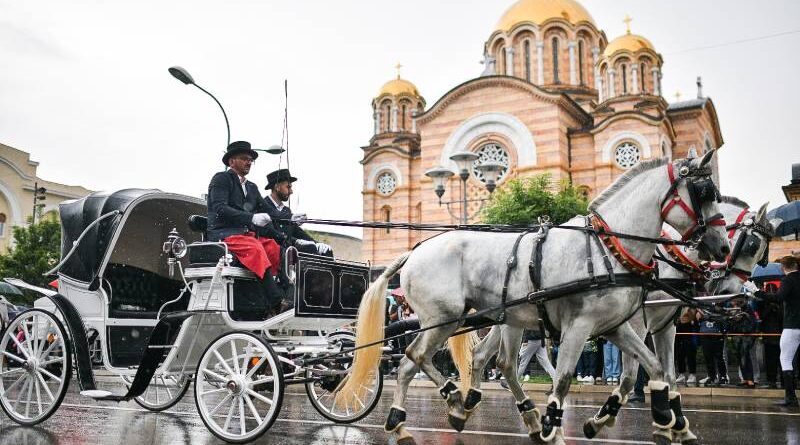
390, 288, 405, 298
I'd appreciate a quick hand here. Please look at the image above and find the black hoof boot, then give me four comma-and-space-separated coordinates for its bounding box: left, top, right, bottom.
583, 420, 599, 439
448, 414, 466, 432
464, 388, 482, 412
540, 398, 563, 442
649, 381, 676, 429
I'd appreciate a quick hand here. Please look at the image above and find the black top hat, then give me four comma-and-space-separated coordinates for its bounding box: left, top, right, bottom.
266, 168, 297, 190
222, 141, 259, 165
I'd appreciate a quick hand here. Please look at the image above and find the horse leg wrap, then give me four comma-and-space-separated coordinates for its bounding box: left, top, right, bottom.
464, 388, 482, 413
517, 398, 536, 413
516, 398, 541, 437
669, 392, 689, 433
440, 380, 466, 432
540, 397, 563, 442
384, 405, 407, 433
594, 391, 623, 423
649, 381, 676, 429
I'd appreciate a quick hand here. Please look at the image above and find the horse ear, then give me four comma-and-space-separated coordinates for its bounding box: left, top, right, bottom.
756, 202, 769, 222
699, 149, 715, 167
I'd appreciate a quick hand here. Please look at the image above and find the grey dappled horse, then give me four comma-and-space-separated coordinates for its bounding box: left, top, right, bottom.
581, 198, 777, 445
337, 151, 729, 445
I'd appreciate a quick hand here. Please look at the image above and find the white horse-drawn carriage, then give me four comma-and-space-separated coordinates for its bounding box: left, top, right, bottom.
0, 189, 382, 443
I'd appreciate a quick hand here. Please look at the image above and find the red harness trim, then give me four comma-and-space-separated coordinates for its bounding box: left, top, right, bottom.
728, 207, 749, 239
590, 214, 656, 276
661, 230, 705, 281
660, 163, 726, 241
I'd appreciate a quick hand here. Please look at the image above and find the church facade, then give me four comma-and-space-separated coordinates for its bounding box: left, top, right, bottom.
361, 0, 723, 268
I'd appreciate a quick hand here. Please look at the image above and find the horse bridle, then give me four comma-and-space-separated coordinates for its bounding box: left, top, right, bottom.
659, 161, 726, 244
703, 209, 773, 290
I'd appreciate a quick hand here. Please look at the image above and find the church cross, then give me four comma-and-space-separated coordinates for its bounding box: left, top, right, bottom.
675, 90, 682, 102
395, 62, 403, 79
623, 15, 632, 34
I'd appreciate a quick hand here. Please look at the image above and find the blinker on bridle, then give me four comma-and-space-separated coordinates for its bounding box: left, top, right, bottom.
660, 161, 725, 246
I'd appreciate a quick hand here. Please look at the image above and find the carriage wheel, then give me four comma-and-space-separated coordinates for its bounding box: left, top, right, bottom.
0, 309, 72, 425
122, 372, 191, 412
194, 331, 284, 443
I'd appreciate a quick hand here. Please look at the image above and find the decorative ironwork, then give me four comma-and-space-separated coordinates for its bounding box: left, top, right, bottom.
376, 172, 397, 195
614, 142, 640, 169
472, 143, 509, 183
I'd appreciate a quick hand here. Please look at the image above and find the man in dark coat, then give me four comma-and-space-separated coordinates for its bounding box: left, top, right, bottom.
263, 168, 332, 256
207, 141, 284, 311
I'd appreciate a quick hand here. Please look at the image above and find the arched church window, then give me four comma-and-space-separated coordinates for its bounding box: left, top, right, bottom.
376, 171, 398, 196
614, 142, 640, 169
472, 143, 510, 183
383, 103, 391, 132
501, 46, 507, 74
621, 64, 628, 94
383, 206, 391, 234
0, 213, 5, 237
640, 62, 646, 93
578, 40, 585, 85
401, 104, 407, 131
524, 40, 531, 82
552, 38, 560, 84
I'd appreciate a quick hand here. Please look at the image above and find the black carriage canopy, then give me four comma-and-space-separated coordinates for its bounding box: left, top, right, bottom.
58, 189, 206, 287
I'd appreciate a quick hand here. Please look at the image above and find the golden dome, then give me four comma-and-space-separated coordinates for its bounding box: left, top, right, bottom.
377, 77, 421, 98
495, 0, 596, 31
603, 32, 656, 57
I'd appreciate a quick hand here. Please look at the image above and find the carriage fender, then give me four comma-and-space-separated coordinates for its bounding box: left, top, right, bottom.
42, 293, 99, 392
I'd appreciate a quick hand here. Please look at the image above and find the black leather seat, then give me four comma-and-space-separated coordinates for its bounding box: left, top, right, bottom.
186, 214, 244, 267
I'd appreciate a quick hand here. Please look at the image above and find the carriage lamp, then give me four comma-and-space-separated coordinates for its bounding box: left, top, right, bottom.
168, 65, 231, 147
163, 228, 188, 259
424, 152, 501, 224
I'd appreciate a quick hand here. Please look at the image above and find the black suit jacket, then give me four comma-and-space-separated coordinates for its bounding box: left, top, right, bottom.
206, 169, 284, 242
263, 196, 314, 243
757, 271, 800, 329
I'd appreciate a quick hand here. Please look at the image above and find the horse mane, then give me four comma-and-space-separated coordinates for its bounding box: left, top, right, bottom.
589, 158, 669, 211
720, 195, 749, 209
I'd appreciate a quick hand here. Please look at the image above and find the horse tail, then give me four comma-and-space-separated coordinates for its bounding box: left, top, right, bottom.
335, 251, 411, 406
448, 327, 480, 394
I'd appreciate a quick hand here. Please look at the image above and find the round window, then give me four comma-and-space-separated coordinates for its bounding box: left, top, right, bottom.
376, 172, 397, 195
472, 143, 510, 183
614, 142, 640, 169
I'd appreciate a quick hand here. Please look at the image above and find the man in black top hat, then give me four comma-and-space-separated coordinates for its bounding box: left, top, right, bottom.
207, 141, 285, 312
264, 168, 333, 256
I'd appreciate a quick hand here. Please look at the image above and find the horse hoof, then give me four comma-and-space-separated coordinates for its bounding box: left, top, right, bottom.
448, 414, 466, 432
583, 420, 599, 439
652, 433, 672, 445
397, 437, 417, 445
682, 440, 699, 445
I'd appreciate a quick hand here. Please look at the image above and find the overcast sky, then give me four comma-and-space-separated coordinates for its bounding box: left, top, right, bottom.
2, 0, 799, 237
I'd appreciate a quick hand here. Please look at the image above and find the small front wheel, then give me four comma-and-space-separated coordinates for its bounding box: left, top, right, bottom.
0, 309, 72, 425
194, 331, 284, 443
122, 372, 190, 412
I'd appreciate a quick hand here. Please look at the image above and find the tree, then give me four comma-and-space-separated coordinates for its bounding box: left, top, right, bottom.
0, 217, 61, 306
480, 174, 589, 225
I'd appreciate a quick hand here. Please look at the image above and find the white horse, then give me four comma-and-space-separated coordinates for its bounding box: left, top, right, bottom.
581, 198, 777, 445
337, 151, 729, 445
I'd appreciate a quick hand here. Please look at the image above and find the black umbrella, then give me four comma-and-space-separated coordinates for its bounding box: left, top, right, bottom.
767, 201, 800, 238
0, 281, 23, 296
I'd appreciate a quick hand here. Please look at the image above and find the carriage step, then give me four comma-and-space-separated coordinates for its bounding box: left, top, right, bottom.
147, 345, 177, 349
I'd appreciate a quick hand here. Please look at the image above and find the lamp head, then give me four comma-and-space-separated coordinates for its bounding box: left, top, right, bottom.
425, 166, 454, 200
168, 66, 195, 85
254, 145, 286, 155
475, 161, 504, 193
449, 151, 479, 179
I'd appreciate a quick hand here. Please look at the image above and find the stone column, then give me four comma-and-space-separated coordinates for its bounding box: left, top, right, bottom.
505, 47, 515, 76
608, 68, 616, 98
592, 47, 600, 90
652, 67, 661, 96
631, 64, 639, 94
536, 40, 544, 84
598, 76, 605, 102
568, 41, 577, 85
390, 105, 398, 132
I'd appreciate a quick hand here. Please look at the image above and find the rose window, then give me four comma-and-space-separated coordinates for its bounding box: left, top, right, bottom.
614, 142, 641, 169
472, 143, 510, 183
376, 172, 397, 195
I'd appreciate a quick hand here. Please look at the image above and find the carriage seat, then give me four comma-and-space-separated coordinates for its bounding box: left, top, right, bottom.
185, 214, 244, 268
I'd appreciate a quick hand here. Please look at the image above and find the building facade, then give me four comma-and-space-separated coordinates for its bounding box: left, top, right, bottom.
0, 142, 92, 252
361, 0, 724, 267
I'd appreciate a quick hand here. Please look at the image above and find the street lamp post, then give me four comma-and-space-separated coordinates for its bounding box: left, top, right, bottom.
425, 151, 504, 224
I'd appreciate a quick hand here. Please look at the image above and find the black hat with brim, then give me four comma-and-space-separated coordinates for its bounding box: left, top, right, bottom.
222, 141, 259, 165
266, 168, 297, 190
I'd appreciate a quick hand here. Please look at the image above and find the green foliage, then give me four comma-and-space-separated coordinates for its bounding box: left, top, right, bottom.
480, 174, 589, 225
0, 218, 61, 306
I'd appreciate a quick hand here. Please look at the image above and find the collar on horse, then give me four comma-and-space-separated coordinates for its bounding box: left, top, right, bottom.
658, 231, 706, 283
590, 213, 656, 277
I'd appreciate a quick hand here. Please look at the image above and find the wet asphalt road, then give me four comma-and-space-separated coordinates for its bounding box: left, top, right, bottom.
1, 379, 798, 445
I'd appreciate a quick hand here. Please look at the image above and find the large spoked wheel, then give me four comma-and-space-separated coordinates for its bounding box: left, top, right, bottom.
122, 372, 191, 412
305, 362, 383, 423
0, 309, 72, 425
194, 331, 284, 443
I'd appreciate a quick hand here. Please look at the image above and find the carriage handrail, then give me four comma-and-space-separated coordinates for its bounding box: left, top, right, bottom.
44, 210, 122, 276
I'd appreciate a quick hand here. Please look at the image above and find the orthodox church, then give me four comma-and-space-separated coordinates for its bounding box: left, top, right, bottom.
360, 0, 723, 267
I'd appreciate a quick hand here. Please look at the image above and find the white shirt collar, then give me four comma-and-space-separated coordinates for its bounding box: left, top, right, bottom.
268, 194, 285, 211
